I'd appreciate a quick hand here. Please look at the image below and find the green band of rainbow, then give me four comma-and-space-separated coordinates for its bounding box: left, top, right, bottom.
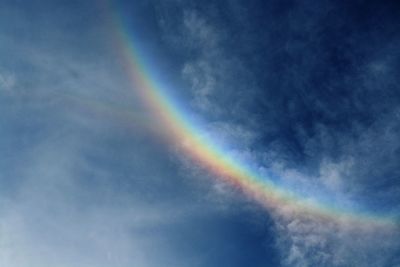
108, 2, 397, 227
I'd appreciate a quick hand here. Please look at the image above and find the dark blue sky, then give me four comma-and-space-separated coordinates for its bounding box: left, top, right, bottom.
1, 0, 400, 266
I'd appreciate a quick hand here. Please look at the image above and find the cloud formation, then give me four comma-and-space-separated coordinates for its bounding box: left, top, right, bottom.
153, 0, 400, 265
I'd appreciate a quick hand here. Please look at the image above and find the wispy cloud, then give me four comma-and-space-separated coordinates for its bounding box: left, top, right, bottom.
0, 72, 15, 91
155, 1, 400, 266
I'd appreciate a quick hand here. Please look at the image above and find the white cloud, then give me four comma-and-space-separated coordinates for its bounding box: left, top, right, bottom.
319, 158, 354, 192
0, 72, 15, 91
272, 206, 400, 267
0, 118, 200, 267
183, 10, 219, 50
182, 59, 217, 112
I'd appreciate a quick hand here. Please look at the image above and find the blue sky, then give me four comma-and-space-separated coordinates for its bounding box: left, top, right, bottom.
1, 0, 400, 266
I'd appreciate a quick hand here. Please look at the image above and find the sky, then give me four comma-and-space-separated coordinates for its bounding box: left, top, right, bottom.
1, 0, 400, 266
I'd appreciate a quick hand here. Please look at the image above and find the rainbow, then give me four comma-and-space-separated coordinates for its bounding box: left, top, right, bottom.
106, 2, 397, 227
